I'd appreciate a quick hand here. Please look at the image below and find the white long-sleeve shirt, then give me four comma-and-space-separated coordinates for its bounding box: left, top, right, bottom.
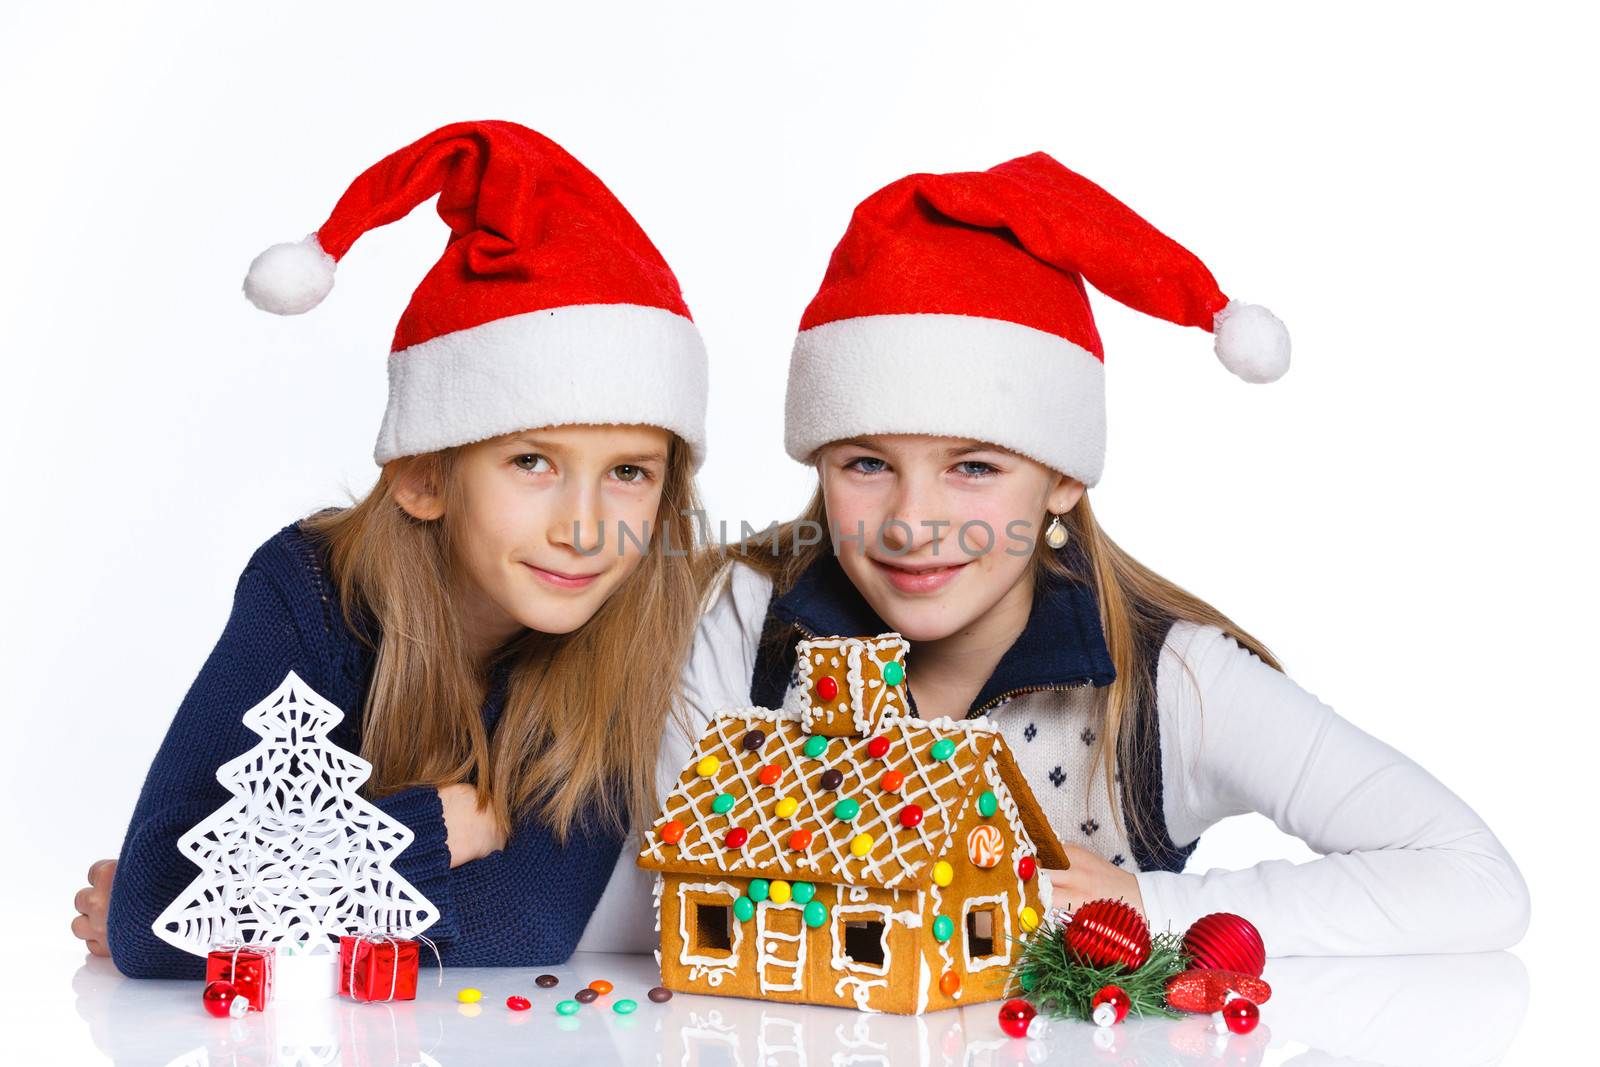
577, 563, 1529, 957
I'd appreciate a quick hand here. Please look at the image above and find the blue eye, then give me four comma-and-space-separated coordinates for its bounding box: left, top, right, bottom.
955, 461, 999, 477
513, 454, 551, 473
845, 456, 888, 474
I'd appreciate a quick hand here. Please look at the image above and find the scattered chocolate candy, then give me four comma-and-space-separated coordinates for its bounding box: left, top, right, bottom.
588, 979, 614, 995
555, 999, 579, 1015
506, 995, 531, 1011
818, 768, 844, 791
535, 973, 559, 988
647, 986, 673, 1003
456, 987, 483, 1004
613, 998, 638, 1015
574, 987, 599, 1003
740, 729, 767, 752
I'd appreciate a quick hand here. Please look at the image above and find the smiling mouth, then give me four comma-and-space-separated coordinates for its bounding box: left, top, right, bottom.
521, 562, 604, 589
870, 557, 971, 594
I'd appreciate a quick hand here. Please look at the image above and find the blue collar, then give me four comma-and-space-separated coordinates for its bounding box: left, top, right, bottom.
766, 551, 1117, 717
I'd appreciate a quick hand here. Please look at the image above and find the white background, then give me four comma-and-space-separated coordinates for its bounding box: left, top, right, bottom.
1, 1, 1594, 1061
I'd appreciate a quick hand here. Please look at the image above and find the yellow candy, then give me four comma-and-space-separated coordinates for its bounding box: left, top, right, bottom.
850, 833, 874, 858
769, 880, 793, 904
774, 796, 799, 819
456, 987, 483, 1004
695, 755, 720, 778
1019, 906, 1040, 932
931, 860, 953, 887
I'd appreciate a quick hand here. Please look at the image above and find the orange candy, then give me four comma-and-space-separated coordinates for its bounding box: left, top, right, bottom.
880, 769, 904, 793
939, 970, 961, 996
757, 763, 782, 786
588, 979, 613, 995
659, 819, 684, 844
788, 828, 813, 851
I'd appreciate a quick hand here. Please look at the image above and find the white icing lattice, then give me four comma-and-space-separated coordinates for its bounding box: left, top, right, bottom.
152, 671, 437, 956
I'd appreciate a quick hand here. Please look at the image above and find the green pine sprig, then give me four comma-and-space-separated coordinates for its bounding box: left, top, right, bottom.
1007, 918, 1187, 1021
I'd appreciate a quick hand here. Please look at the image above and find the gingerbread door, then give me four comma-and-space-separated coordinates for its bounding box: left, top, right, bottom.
756, 902, 807, 993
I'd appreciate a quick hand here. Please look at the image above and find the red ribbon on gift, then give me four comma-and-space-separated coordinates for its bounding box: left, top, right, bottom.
338, 932, 440, 1003
206, 941, 275, 1012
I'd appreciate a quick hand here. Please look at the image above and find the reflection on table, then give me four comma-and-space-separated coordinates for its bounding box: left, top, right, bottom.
70, 948, 1528, 1066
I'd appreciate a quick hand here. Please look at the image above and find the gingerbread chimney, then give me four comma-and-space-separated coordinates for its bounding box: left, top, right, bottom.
794, 633, 911, 737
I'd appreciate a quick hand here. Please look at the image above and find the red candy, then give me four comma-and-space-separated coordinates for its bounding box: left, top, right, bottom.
788, 828, 813, 851
1017, 856, 1036, 882
817, 676, 838, 701
899, 804, 924, 828
866, 736, 890, 759
757, 763, 782, 786
724, 827, 749, 849
506, 995, 531, 1011
997, 997, 1037, 1038
588, 979, 614, 995
659, 819, 684, 844
880, 769, 904, 793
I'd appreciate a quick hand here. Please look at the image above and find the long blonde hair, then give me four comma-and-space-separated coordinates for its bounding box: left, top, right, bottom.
302, 435, 704, 842
723, 487, 1281, 856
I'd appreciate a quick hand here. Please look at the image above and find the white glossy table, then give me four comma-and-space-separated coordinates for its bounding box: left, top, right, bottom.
65, 949, 1528, 1066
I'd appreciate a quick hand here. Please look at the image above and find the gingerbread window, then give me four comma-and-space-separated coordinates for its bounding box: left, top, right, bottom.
962, 894, 1012, 970
695, 903, 733, 954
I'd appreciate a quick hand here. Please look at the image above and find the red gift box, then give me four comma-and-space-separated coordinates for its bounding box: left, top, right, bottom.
206, 943, 275, 1012
339, 934, 420, 1002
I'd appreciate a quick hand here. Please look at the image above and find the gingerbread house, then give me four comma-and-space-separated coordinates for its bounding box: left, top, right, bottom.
638, 633, 1068, 1014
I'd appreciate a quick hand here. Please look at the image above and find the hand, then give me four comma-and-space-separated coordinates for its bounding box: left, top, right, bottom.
1043, 845, 1145, 917
438, 784, 506, 868
72, 859, 116, 957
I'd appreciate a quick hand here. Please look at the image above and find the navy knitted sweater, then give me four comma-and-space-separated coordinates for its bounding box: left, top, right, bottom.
106, 518, 624, 977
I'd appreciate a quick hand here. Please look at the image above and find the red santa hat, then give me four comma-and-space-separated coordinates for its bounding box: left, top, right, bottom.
784, 152, 1288, 486
242, 120, 708, 467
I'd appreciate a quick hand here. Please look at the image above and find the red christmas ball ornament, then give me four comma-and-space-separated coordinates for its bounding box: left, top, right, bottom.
1182, 912, 1266, 978
1063, 899, 1152, 970
1090, 984, 1131, 1027
202, 979, 239, 1018
1221, 997, 1260, 1035
997, 997, 1037, 1038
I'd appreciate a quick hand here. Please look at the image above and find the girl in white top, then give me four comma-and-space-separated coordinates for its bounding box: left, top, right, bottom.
583, 151, 1528, 958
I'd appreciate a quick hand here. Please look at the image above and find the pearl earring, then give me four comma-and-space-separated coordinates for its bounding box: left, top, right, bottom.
1045, 513, 1069, 550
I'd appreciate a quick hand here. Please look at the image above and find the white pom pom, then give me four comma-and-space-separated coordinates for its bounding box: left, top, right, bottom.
1213, 300, 1290, 383
243, 234, 336, 315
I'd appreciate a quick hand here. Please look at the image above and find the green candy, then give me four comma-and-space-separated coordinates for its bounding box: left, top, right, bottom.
613, 999, 638, 1015
932, 914, 955, 942
1019, 972, 1037, 992
733, 895, 755, 922
556, 999, 580, 1015
711, 792, 735, 814
930, 738, 956, 761
882, 660, 905, 686
803, 735, 829, 758
803, 899, 828, 928
791, 881, 815, 905
977, 790, 998, 818
833, 798, 860, 821
748, 878, 770, 903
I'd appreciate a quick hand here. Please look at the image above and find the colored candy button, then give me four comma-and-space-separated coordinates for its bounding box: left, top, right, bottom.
647, 986, 673, 1003
711, 792, 735, 814
574, 988, 599, 1004
803, 735, 829, 758
803, 900, 829, 928
833, 798, 861, 821
932, 914, 955, 942
866, 735, 891, 759
724, 826, 749, 849
740, 729, 767, 752
774, 796, 799, 819
695, 755, 720, 777
931, 859, 953, 887
939, 970, 961, 996
733, 896, 755, 922
456, 987, 482, 1004
1020, 906, 1040, 932
818, 768, 844, 791
788, 828, 813, 851
613, 999, 637, 1015
900, 804, 924, 828
770, 880, 793, 904
659, 819, 684, 845
556, 999, 579, 1015
791, 881, 816, 905
977, 790, 998, 818
817, 676, 838, 701
882, 660, 905, 686
588, 979, 613, 995
1017, 856, 1036, 881
758, 763, 782, 786
506, 995, 531, 1011
536, 974, 559, 988
849, 832, 874, 858
748, 878, 771, 902
880, 769, 904, 792
929, 739, 956, 761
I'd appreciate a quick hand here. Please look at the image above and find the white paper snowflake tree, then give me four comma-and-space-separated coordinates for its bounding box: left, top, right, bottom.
153, 670, 438, 957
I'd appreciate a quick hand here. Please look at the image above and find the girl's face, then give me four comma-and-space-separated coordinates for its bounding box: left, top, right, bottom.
818, 435, 1083, 644
400, 424, 673, 654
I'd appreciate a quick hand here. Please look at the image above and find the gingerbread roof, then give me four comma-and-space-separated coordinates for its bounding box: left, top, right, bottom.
638, 706, 1068, 890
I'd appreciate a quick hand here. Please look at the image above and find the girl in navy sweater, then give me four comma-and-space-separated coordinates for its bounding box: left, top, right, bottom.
71, 121, 713, 974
